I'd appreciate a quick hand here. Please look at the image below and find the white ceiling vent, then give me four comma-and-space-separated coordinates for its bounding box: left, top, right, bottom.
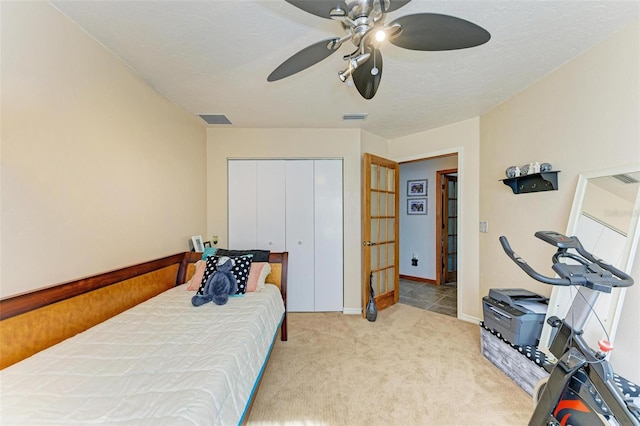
199, 114, 232, 125
612, 174, 640, 184
342, 113, 368, 121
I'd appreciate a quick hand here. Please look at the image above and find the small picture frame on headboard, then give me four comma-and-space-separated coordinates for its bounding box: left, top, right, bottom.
203, 241, 212, 248
191, 235, 204, 252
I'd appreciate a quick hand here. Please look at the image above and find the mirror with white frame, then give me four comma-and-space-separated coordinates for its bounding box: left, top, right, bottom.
539, 164, 640, 358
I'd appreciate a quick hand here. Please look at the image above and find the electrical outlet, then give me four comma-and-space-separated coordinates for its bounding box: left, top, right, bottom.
479, 221, 489, 233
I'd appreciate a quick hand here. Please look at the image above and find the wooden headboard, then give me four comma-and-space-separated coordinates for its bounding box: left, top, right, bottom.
0, 251, 288, 369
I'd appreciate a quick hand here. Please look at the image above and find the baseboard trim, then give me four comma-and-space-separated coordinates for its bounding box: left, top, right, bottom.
399, 274, 437, 285
344, 308, 479, 322
461, 313, 481, 324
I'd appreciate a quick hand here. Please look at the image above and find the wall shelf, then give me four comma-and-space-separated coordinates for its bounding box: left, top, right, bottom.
501, 171, 560, 194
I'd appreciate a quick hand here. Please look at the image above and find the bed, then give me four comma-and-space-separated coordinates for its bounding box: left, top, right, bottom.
0, 251, 288, 425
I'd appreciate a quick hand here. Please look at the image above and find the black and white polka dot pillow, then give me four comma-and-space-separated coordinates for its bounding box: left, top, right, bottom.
228, 255, 253, 294
196, 254, 253, 295
196, 256, 218, 295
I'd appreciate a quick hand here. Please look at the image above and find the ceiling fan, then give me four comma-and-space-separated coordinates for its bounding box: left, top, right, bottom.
267, 0, 491, 99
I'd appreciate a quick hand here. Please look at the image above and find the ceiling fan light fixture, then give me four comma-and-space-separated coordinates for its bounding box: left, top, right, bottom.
374, 29, 386, 42
338, 68, 351, 82
386, 23, 402, 39
351, 52, 370, 68
329, 7, 346, 19
338, 51, 371, 83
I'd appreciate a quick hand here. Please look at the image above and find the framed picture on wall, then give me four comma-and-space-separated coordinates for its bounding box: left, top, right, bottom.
191, 235, 205, 252
407, 179, 427, 196
407, 198, 427, 215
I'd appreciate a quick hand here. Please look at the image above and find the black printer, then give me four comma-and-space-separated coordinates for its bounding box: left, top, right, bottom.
482, 288, 548, 346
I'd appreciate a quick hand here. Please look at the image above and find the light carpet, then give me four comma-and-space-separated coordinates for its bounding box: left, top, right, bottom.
247, 303, 532, 425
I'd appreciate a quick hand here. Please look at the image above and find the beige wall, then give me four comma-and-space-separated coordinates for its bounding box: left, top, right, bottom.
480, 21, 639, 381
389, 118, 481, 322
360, 129, 389, 157
0, 2, 207, 298
206, 128, 363, 312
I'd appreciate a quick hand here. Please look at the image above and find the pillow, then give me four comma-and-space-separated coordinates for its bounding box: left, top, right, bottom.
256, 262, 272, 291
246, 262, 272, 292
215, 248, 270, 262
186, 260, 206, 291
196, 254, 254, 295
202, 247, 218, 260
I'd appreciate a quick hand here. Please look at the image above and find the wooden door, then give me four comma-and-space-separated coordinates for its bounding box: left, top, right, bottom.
362, 153, 400, 315
442, 174, 458, 283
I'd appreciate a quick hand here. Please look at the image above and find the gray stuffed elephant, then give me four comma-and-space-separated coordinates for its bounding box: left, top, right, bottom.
191, 256, 238, 306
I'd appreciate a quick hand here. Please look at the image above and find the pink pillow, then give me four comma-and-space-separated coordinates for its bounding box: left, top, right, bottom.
186, 260, 206, 291
246, 262, 271, 292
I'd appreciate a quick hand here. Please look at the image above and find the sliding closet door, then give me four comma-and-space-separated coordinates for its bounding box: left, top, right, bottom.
285, 160, 315, 312
256, 160, 286, 251
228, 158, 344, 312
314, 160, 343, 311
228, 160, 257, 248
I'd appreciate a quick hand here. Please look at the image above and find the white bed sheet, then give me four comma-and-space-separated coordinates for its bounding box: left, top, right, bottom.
0, 283, 285, 425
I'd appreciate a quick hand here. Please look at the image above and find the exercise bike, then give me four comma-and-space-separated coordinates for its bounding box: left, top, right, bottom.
499, 231, 639, 426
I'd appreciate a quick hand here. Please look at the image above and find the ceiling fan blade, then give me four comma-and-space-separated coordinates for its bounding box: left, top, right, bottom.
388, 13, 491, 51
352, 47, 382, 100
268, 38, 342, 82
285, 0, 348, 19
385, 0, 412, 13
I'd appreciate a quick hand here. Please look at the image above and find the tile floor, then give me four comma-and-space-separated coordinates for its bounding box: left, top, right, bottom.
399, 278, 457, 317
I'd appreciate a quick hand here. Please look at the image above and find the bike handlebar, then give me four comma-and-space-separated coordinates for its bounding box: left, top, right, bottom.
499, 235, 634, 288
499, 236, 572, 286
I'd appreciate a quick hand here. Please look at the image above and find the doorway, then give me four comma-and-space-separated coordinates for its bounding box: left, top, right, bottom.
397, 156, 458, 317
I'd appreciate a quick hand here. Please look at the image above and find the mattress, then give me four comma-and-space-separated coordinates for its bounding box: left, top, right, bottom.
0, 283, 285, 425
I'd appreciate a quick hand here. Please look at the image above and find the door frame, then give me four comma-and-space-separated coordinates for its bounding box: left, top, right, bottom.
436, 168, 458, 285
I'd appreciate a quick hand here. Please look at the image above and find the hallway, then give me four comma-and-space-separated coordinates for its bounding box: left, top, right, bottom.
399, 278, 457, 317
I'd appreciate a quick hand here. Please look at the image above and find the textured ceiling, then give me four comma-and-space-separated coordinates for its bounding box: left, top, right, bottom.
592, 173, 640, 203
51, 1, 640, 139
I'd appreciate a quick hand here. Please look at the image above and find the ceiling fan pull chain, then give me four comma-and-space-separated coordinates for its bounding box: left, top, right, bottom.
371, 50, 379, 76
